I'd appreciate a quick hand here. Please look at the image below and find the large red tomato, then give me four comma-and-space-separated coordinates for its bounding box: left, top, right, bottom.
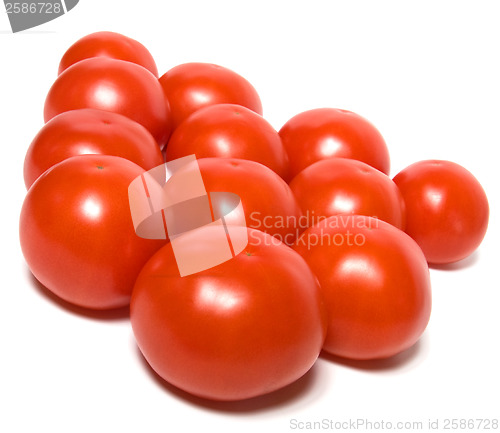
23, 108, 164, 189
19, 155, 165, 310
165, 104, 289, 180
44, 57, 171, 148
293, 215, 431, 360
131, 227, 326, 401
195, 158, 302, 245
393, 160, 489, 264
289, 158, 405, 229
279, 108, 391, 179
58, 31, 159, 77
159, 62, 263, 130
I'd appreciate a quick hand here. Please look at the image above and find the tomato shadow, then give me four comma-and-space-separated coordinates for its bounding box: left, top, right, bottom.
429, 251, 479, 271
320, 334, 428, 372
25, 266, 130, 322
132, 341, 328, 414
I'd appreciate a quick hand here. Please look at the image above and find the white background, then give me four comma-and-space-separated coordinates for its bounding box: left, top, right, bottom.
1, 1, 499, 432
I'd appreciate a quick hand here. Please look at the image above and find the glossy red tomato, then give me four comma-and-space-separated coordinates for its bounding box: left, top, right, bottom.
44, 57, 171, 148
23, 109, 164, 189
159, 62, 263, 130
19, 155, 165, 310
293, 215, 431, 360
289, 158, 405, 229
393, 160, 489, 264
166, 104, 289, 180
279, 108, 391, 179
58, 31, 159, 77
195, 158, 302, 245
131, 227, 326, 401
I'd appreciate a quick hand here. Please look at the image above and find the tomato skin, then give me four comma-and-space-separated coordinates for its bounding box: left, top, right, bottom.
58, 31, 159, 77
131, 227, 327, 401
289, 158, 405, 230
393, 160, 489, 264
293, 215, 431, 360
195, 158, 302, 244
23, 109, 164, 189
279, 108, 390, 179
159, 62, 263, 130
19, 155, 165, 310
166, 104, 289, 180
44, 57, 171, 148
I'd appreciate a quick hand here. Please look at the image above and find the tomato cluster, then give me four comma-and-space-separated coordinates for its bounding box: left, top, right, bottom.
19, 31, 489, 402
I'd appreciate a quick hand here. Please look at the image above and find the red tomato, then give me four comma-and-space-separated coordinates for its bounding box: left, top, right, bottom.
165, 104, 289, 180
131, 227, 326, 401
279, 108, 391, 179
23, 109, 164, 189
19, 155, 165, 310
44, 57, 171, 148
159, 62, 263, 130
393, 160, 489, 264
289, 158, 405, 229
195, 158, 302, 245
293, 215, 431, 360
58, 31, 159, 77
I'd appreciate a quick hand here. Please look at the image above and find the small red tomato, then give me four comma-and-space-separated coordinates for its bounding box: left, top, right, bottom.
19, 155, 165, 310
159, 62, 263, 130
165, 104, 289, 180
44, 57, 171, 148
393, 160, 489, 264
279, 108, 391, 179
58, 31, 159, 77
131, 227, 326, 401
196, 158, 302, 245
289, 158, 405, 229
293, 215, 432, 360
23, 109, 164, 189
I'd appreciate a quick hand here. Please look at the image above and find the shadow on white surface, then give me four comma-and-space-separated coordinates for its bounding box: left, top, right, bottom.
25, 265, 130, 321
133, 342, 329, 413
429, 250, 480, 272
320, 334, 429, 373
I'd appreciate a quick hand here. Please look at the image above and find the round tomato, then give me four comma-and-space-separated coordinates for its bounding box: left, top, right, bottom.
293, 215, 431, 360
165, 104, 289, 180
58, 31, 159, 77
44, 57, 171, 148
131, 227, 326, 401
289, 158, 405, 229
279, 108, 391, 179
159, 62, 263, 130
23, 108, 164, 189
194, 157, 302, 245
19, 155, 165, 310
393, 160, 489, 264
